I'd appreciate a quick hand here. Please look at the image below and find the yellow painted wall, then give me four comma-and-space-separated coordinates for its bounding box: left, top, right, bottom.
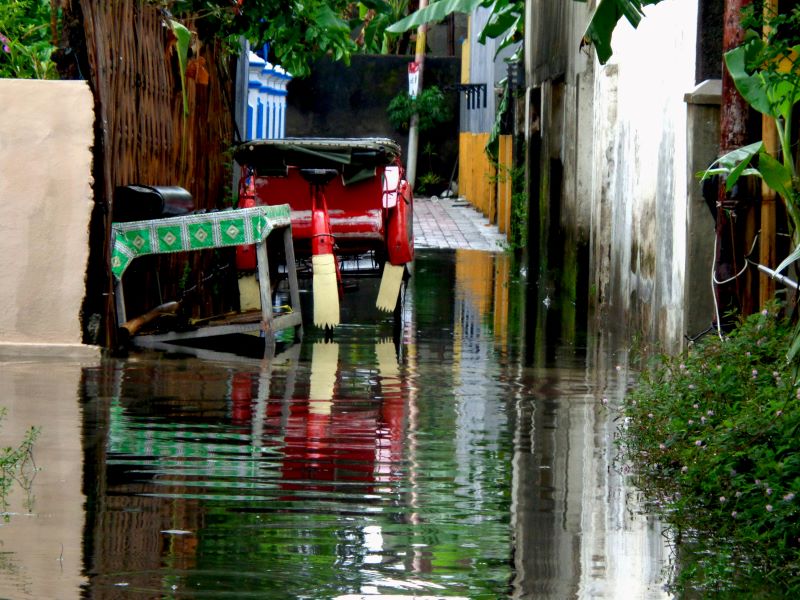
497, 135, 513, 235
458, 132, 513, 235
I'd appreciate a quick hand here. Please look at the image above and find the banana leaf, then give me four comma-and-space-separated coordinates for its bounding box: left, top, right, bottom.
580, 0, 665, 65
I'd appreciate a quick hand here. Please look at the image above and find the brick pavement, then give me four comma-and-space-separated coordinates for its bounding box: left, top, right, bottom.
413, 196, 506, 252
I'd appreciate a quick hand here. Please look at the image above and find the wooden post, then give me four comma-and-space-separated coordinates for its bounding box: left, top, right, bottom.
406, 0, 428, 189
715, 0, 753, 328
760, 0, 779, 307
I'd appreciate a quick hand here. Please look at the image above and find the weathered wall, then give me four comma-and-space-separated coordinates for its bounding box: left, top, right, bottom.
591, 1, 698, 351
526, 0, 700, 351
0, 80, 98, 356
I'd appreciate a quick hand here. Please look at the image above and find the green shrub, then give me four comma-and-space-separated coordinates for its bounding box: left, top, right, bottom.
386, 85, 450, 133
0, 0, 57, 79
620, 304, 800, 596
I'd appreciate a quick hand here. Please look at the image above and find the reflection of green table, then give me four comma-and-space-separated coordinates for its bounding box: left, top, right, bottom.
111, 204, 302, 349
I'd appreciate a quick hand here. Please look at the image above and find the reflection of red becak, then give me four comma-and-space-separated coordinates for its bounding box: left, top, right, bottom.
280, 402, 381, 490
231, 372, 253, 425
227, 342, 407, 494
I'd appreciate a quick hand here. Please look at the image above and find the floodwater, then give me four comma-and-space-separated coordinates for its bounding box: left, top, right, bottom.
0, 249, 670, 599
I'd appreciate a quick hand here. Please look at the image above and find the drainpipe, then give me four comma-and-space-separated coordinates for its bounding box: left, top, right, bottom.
714, 0, 753, 330
406, 0, 428, 190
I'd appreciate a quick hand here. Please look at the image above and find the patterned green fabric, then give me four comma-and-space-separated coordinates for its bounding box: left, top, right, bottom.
111, 205, 291, 280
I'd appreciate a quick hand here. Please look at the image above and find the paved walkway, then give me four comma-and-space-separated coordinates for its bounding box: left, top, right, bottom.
413, 196, 506, 252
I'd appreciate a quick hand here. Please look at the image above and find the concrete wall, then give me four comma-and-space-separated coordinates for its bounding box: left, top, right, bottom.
0, 80, 98, 357
526, 0, 700, 352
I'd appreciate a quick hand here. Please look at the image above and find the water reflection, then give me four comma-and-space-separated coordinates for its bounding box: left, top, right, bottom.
0, 249, 669, 599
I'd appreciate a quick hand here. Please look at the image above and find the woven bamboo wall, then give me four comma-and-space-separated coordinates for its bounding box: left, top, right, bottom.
68, 0, 237, 342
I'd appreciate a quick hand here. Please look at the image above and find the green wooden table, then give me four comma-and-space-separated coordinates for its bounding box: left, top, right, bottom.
111, 204, 302, 352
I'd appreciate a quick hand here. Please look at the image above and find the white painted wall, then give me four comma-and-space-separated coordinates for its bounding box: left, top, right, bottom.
589, 0, 698, 349
526, 0, 699, 351
0, 79, 98, 357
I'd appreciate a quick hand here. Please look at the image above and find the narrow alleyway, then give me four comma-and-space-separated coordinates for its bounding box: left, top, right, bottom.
413, 196, 506, 251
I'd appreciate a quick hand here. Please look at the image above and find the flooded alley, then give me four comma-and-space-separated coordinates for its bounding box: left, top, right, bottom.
0, 248, 669, 599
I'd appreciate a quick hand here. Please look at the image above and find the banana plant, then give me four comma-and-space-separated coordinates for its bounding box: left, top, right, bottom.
700, 25, 800, 359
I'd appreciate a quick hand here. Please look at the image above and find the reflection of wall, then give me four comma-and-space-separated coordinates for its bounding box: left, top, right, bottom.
454, 249, 513, 348
0, 361, 90, 598
0, 80, 96, 356
510, 347, 669, 599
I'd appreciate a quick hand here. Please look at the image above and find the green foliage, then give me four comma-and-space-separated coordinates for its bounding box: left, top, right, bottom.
0, 409, 39, 519
0, 0, 58, 79
417, 171, 443, 195
620, 304, 800, 595
156, 0, 357, 77
509, 166, 526, 251
351, 0, 410, 54
415, 142, 444, 195
387, 85, 450, 132
386, 0, 523, 57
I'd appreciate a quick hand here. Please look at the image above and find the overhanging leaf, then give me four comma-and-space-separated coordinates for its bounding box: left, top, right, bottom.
758, 152, 794, 201
582, 0, 665, 65
788, 323, 800, 362
725, 43, 773, 115
478, 4, 521, 44
315, 4, 350, 33
775, 245, 800, 276
386, 0, 486, 33
699, 141, 763, 185
168, 19, 191, 117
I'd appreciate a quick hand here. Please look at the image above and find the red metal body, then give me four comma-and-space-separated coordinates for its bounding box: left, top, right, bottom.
233, 138, 414, 271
